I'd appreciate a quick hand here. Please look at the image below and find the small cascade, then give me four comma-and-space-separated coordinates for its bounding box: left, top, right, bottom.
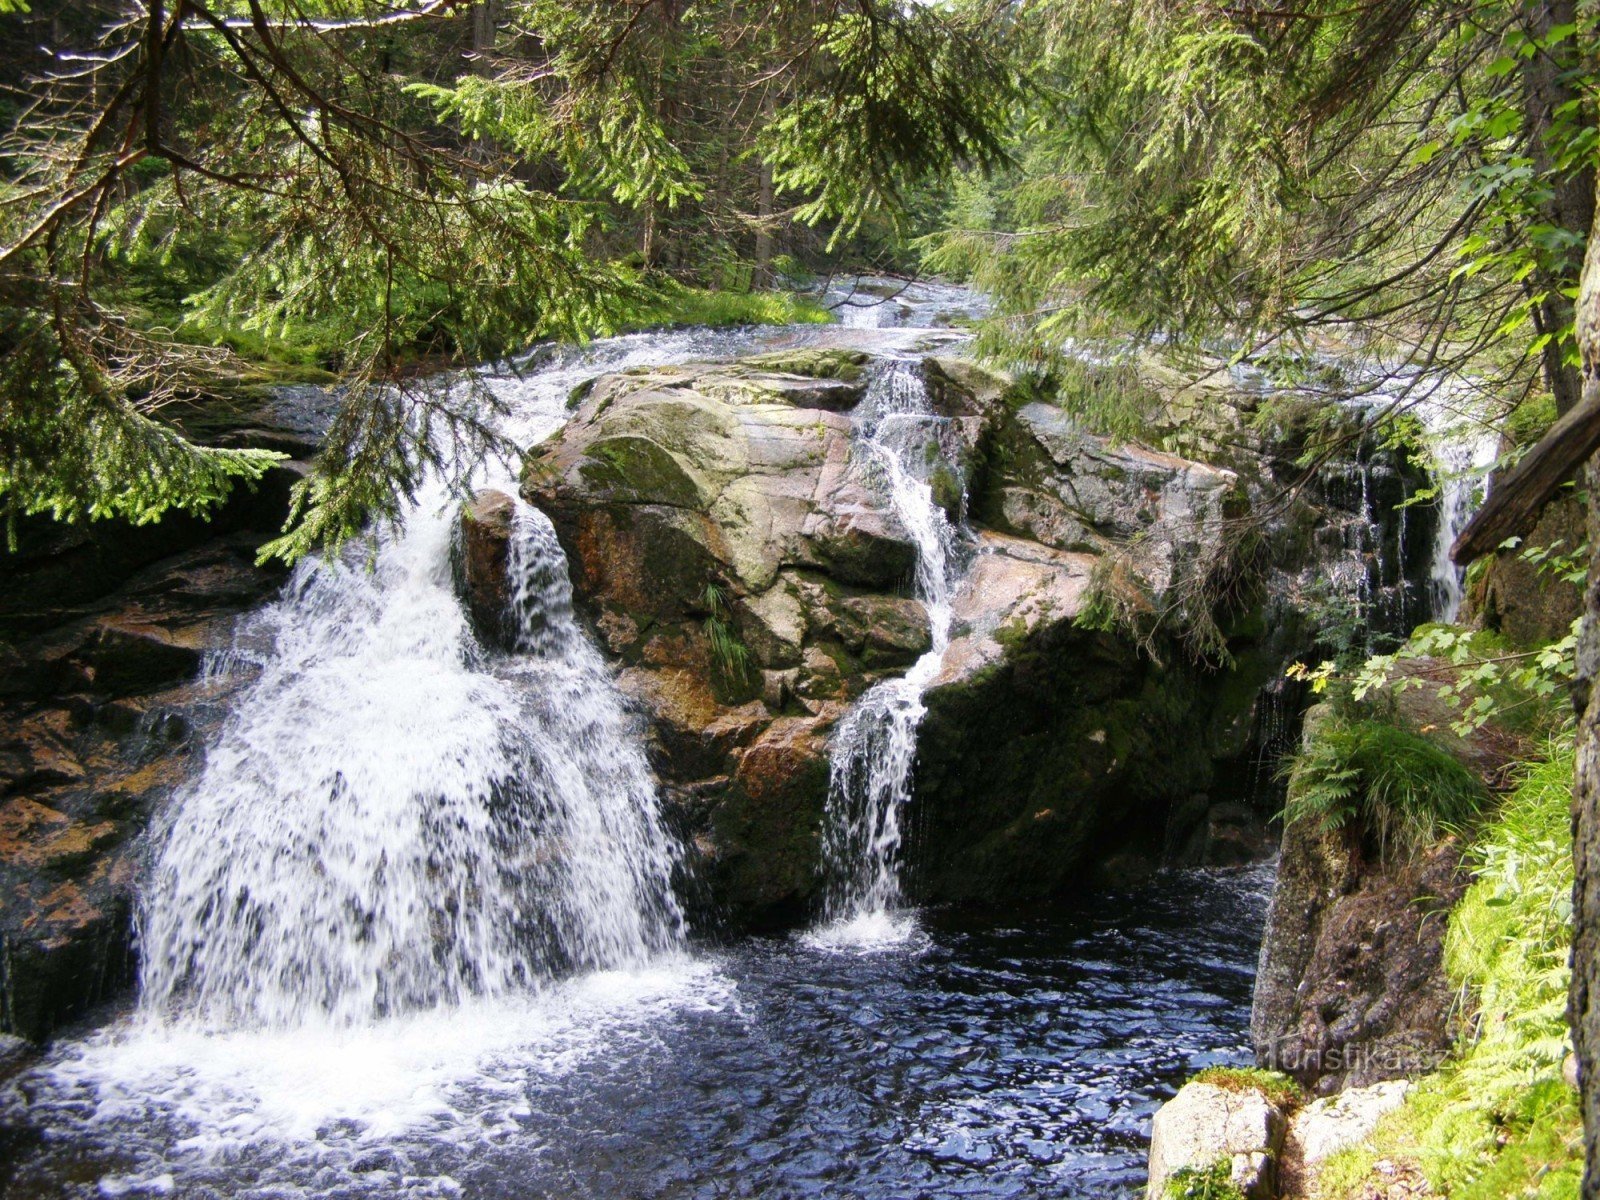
1414, 382, 1498, 622
815, 362, 966, 942
137, 493, 683, 1029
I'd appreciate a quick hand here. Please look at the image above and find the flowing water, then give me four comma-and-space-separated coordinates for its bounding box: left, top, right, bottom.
1, 867, 1271, 1200
0, 289, 1274, 1200
1411, 379, 1499, 622
813, 362, 967, 947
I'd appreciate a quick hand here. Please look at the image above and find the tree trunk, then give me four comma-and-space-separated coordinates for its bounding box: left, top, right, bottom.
641, 201, 658, 270
468, 1, 498, 162
1568, 164, 1600, 1200
1524, 0, 1594, 416
754, 160, 775, 288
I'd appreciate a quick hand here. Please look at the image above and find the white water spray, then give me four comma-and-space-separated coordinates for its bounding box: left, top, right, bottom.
814, 362, 965, 946
137, 491, 683, 1028
1413, 380, 1498, 622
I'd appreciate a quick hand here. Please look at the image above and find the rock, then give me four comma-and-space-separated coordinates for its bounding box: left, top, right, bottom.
934, 532, 1095, 687
1284, 1080, 1409, 1181
522, 349, 1307, 919
1252, 711, 1468, 1095
1464, 492, 1584, 648
0, 397, 310, 1039
975, 401, 1240, 601
1171, 801, 1279, 869
1146, 1081, 1287, 1200
523, 353, 950, 920
455, 489, 519, 647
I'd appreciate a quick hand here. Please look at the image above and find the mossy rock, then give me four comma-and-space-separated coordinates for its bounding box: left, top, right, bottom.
738, 348, 871, 381
576, 435, 710, 510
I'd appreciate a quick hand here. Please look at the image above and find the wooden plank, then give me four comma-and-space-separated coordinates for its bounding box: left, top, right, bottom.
1450, 381, 1600, 565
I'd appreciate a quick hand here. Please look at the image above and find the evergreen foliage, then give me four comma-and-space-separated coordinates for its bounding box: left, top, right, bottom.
927, 0, 1595, 449
0, 0, 1016, 559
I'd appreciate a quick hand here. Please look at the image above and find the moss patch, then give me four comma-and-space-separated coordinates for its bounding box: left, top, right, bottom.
1192, 1066, 1303, 1111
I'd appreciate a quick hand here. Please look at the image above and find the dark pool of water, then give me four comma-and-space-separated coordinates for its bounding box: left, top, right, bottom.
0, 864, 1271, 1200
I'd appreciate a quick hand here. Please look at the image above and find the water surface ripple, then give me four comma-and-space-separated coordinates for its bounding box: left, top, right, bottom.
1, 864, 1270, 1200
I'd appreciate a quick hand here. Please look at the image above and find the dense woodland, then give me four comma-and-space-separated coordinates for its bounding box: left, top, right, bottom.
4, 2, 1600, 1198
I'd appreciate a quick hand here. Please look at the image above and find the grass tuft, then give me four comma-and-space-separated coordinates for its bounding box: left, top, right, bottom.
1283, 717, 1487, 859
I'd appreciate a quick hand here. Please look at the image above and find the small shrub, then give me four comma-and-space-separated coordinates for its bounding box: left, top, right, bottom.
1165, 1159, 1245, 1200
1283, 718, 1487, 858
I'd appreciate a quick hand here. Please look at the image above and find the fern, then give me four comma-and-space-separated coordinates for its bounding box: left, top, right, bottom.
1283, 718, 1487, 859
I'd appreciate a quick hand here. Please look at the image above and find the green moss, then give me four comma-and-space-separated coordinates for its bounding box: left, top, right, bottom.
1192, 1066, 1303, 1110
1314, 1146, 1380, 1197
929, 462, 964, 516
578, 436, 706, 509
738, 348, 869, 381
993, 616, 1032, 652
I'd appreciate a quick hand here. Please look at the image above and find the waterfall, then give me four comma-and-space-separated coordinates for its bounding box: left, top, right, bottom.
814, 362, 965, 944
1414, 381, 1498, 622
137, 490, 684, 1029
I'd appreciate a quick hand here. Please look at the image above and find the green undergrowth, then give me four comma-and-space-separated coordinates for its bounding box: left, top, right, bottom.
1320, 743, 1583, 1200
132, 272, 832, 380
1164, 1158, 1246, 1200
1282, 716, 1488, 859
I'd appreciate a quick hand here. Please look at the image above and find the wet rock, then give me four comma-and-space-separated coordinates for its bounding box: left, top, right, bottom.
0, 396, 310, 1038
525, 348, 1309, 920
524, 355, 932, 919
1252, 714, 1468, 1095
1171, 801, 1279, 869
455, 489, 519, 647
934, 532, 1095, 687
1146, 1080, 1287, 1200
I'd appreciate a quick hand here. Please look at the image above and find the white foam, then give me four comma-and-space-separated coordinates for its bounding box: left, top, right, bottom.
24, 961, 730, 1172
817, 362, 966, 929
801, 908, 928, 954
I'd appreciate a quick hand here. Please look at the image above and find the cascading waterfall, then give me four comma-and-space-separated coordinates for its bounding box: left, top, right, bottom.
816, 361, 965, 940
1414, 381, 1498, 622
138, 483, 683, 1029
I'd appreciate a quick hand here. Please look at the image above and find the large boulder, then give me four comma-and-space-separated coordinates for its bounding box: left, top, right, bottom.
521, 350, 1286, 921
1146, 1080, 1288, 1200
523, 355, 959, 923
910, 532, 1222, 901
